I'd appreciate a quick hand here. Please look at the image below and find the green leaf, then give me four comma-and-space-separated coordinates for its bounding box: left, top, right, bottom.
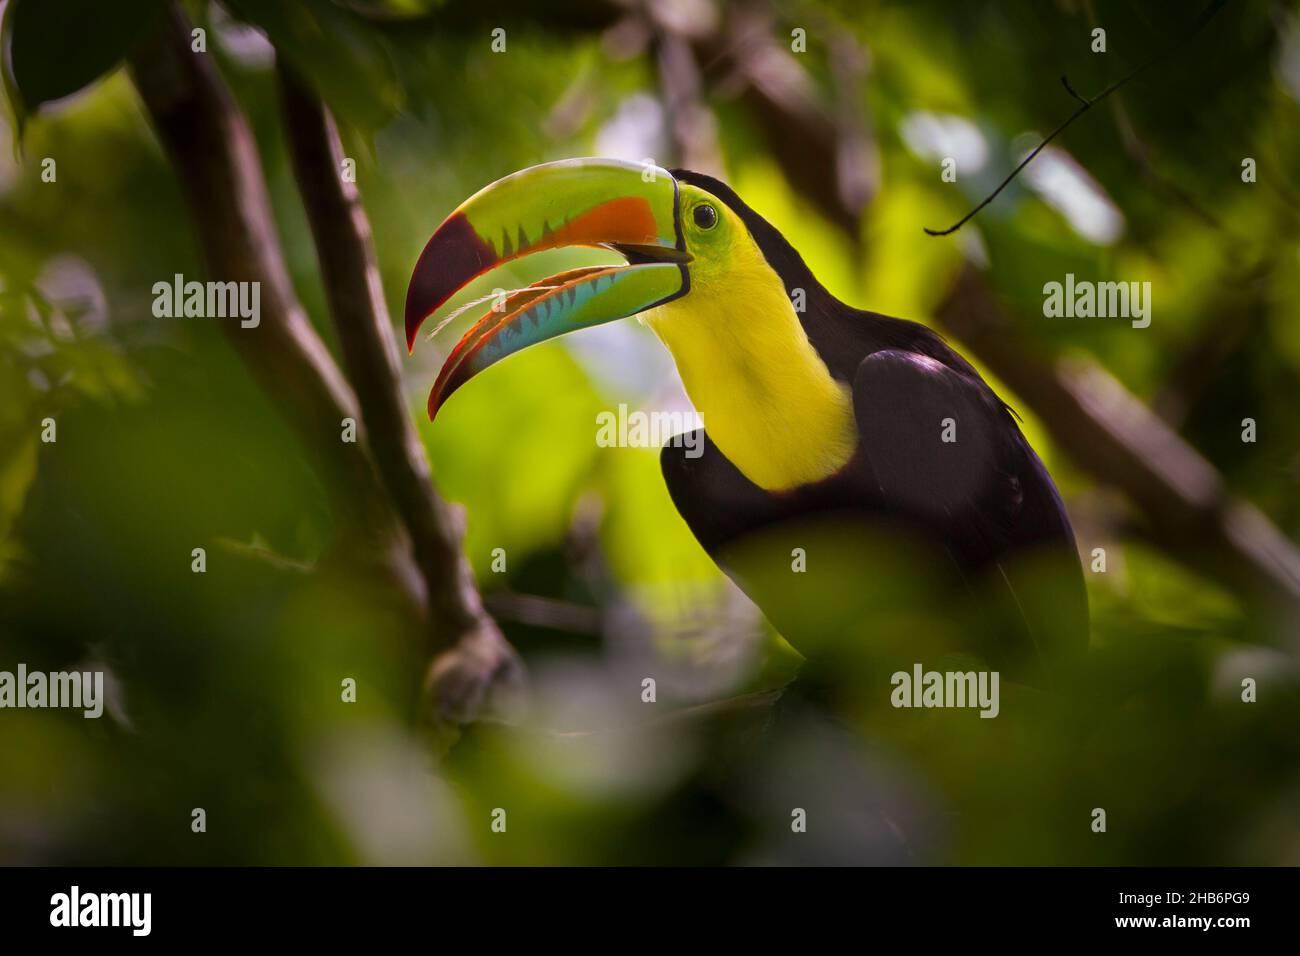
1, 0, 166, 136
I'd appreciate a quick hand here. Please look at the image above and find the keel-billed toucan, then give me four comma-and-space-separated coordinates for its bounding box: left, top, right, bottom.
405, 159, 1088, 685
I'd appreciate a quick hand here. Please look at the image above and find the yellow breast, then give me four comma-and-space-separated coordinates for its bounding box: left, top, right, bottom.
644, 237, 857, 492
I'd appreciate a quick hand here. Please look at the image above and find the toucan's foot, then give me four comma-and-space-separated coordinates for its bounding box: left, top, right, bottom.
421, 621, 527, 751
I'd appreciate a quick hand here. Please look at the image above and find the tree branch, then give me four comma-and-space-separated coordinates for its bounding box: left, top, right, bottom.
276, 64, 491, 646
651, 22, 724, 176
937, 266, 1300, 644
274, 63, 523, 734
695, 5, 865, 234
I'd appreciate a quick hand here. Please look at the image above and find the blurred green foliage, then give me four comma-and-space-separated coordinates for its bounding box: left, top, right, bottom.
1, 0, 1298, 865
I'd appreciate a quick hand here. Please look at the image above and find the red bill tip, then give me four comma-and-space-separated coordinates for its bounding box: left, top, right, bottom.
404, 213, 499, 352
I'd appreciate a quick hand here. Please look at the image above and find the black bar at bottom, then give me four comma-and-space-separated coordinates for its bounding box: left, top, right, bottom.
0, 866, 1286, 942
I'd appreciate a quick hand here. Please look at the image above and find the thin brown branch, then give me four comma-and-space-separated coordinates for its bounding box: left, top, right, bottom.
274, 63, 524, 735
652, 25, 724, 176
695, 6, 862, 233
484, 592, 604, 636
276, 64, 489, 645
510, 688, 786, 740
827, 30, 879, 215
923, 78, 1112, 237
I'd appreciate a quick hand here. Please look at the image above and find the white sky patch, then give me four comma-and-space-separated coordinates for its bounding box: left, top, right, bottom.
594, 94, 665, 163
212, 2, 275, 68
899, 111, 989, 173
1016, 137, 1125, 245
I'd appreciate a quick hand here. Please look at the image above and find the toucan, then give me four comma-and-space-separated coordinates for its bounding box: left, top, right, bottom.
404, 159, 1088, 688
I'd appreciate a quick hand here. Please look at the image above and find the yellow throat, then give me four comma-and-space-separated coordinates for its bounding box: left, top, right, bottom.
644, 219, 857, 492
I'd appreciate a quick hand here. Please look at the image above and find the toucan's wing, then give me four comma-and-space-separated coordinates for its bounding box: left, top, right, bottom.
850, 348, 1022, 556
851, 348, 1088, 679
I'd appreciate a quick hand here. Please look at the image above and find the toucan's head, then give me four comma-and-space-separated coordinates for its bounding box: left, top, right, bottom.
404, 158, 770, 420
405, 158, 857, 490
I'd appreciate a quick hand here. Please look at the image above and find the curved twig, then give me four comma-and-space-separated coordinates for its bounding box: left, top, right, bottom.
924, 0, 1232, 236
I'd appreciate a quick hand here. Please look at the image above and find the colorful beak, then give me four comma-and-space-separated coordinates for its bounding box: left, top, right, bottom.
404, 158, 690, 419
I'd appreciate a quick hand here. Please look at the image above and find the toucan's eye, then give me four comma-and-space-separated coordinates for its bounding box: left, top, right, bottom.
693, 203, 718, 230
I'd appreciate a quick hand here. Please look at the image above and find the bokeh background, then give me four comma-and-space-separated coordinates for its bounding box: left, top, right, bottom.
2, 0, 1299, 865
